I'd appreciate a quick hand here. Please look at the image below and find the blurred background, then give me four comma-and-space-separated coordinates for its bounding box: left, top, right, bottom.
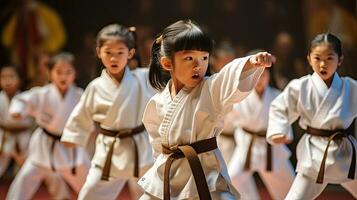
0, 0, 356, 89
0, 1, 356, 199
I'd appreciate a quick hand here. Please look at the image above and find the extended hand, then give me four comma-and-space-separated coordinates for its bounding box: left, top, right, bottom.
249, 52, 276, 68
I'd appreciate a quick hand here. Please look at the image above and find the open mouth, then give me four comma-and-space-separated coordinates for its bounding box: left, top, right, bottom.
111, 64, 118, 68
320, 70, 327, 75
192, 74, 200, 79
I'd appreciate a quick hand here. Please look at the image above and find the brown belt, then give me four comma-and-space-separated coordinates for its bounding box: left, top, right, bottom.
41, 127, 77, 175
98, 124, 145, 181
242, 128, 272, 171
162, 137, 217, 200
306, 126, 356, 184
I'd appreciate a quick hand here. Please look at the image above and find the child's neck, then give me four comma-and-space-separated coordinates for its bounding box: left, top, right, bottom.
255, 87, 266, 99
107, 69, 125, 86
170, 80, 184, 99
5, 90, 16, 100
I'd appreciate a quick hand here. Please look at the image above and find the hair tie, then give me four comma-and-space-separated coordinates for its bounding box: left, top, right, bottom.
156, 35, 163, 44
128, 26, 136, 32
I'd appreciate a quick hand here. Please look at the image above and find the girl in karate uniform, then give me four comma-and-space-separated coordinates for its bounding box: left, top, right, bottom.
228, 66, 295, 200
6, 52, 91, 200
0, 66, 33, 177
267, 33, 357, 199
61, 24, 154, 200
138, 19, 274, 200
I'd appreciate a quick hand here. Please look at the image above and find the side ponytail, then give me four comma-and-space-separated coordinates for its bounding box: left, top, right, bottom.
148, 37, 170, 90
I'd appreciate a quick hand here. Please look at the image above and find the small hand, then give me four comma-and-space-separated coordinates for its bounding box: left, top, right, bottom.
249, 52, 276, 68
271, 134, 291, 144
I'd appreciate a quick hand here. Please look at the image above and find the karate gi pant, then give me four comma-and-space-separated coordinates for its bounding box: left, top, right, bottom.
78, 165, 145, 200
285, 173, 357, 200
231, 160, 294, 200
6, 159, 88, 200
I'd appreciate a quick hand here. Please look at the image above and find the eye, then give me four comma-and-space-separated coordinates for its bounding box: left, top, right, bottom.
203, 56, 208, 61
105, 51, 111, 55
184, 56, 193, 61
314, 57, 320, 60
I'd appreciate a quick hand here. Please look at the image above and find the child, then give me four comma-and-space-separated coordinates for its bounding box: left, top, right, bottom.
6, 52, 91, 200
0, 66, 33, 177
138, 19, 274, 200
61, 24, 155, 200
267, 33, 357, 199
228, 59, 295, 200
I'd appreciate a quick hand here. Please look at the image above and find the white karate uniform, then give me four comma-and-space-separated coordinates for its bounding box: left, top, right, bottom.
228, 86, 294, 200
0, 91, 33, 177
6, 84, 91, 200
267, 73, 357, 199
62, 67, 155, 200
217, 111, 238, 164
138, 56, 264, 200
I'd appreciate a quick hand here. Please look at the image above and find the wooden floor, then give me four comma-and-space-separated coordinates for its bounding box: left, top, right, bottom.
0, 177, 355, 200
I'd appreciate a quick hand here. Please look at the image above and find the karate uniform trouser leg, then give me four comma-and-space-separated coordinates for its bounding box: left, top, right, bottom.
77, 165, 126, 200
0, 156, 11, 177
258, 160, 295, 200
341, 179, 357, 198
57, 163, 90, 194
6, 159, 71, 200
285, 173, 327, 200
231, 171, 260, 200
43, 172, 72, 200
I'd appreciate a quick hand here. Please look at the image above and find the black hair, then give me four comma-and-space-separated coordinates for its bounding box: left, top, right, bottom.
48, 52, 75, 70
96, 24, 136, 50
149, 19, 214, 90
309, 33, 342, 57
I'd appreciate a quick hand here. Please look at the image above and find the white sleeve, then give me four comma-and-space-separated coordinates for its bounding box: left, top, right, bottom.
207, 56, 264, 112
9, 87, 41, 118
61, 85, 94, 147
267, 79, 301, 144
142, 97, 162, 159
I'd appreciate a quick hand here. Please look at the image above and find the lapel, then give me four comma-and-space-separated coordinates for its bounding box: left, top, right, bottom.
311, 73, 343, 127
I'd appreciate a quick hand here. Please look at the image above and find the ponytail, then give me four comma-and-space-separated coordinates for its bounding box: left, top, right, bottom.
149, 36, 170, 90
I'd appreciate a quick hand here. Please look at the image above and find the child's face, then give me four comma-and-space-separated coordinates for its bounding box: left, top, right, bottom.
0, 67, 20, 94
50, 60, 76, 93
308, 43, 342, 82
166, 50, 209, 89
96, 39, 135, 77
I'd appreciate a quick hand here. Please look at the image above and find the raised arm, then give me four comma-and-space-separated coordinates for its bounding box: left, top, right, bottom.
207, 52, 274, 112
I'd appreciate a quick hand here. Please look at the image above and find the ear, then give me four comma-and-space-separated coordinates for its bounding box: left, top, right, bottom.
96, 47, 101, 59
160, 57, 173, 71
128, 48, 136, 59
338, 55, 344, 66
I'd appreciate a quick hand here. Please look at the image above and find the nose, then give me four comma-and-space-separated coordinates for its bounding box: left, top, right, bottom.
319, 61, 326, 68
193, 59, 203, 71
110, 56, 117, 62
